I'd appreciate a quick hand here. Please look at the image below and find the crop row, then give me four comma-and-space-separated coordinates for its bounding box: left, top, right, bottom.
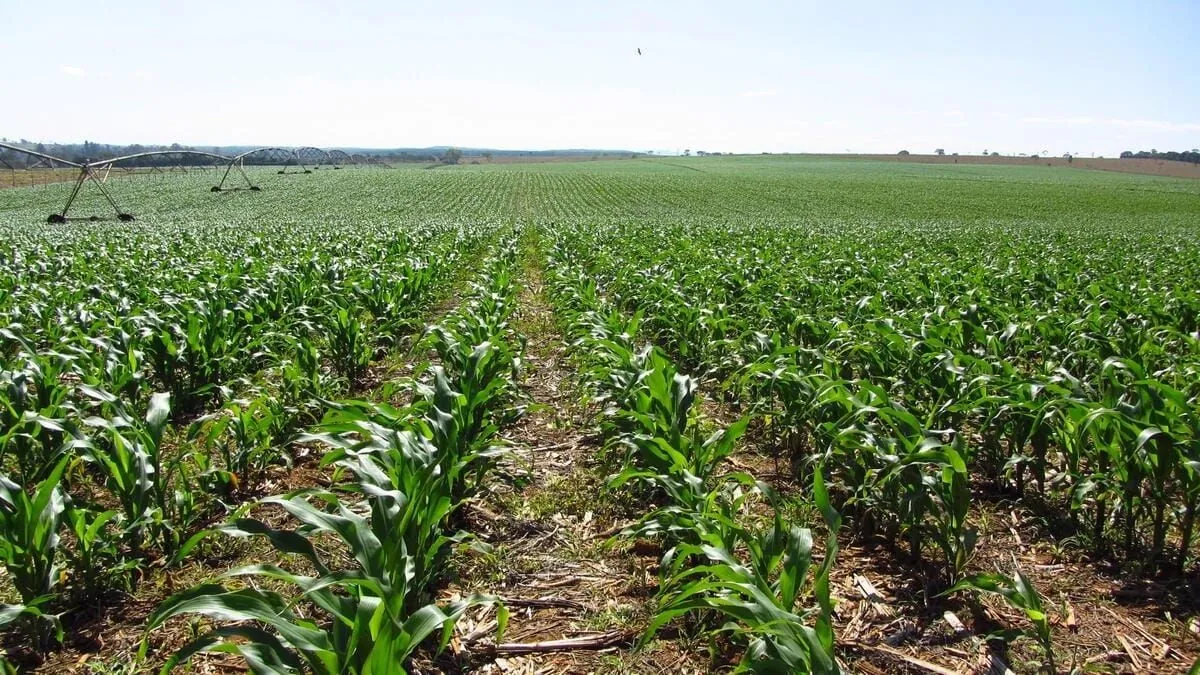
545, 218, 1200, 578
541, 232, 844, 672
0, 215, 501, 665
146, 236, 525, 672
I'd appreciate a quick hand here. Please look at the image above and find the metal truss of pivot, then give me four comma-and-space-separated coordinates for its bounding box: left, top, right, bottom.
0, 142, 246, 221
51, 162, 135, 223
212, 155, 260, 192
214, 147, 306, 189
98, 149, 230, 182
327, 149, 351, 169
295, 147, 329, 171
66, 149, 234, 221
0, 142, 130, 223
261, 147, 307, 175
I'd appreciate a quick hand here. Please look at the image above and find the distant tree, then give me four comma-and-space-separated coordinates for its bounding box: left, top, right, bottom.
935, 148, 945, 156
482, 152, 493, 162
1120, 149, 1199, 163
683, 149, 691, 156
898, 150, 910, 155
982, 149, 988, 155
1063, 153, 1073, 163
951, 152, 959, 156
697, 150, 707, 157
442, 147, 463, 164
990, 151, 1000, 157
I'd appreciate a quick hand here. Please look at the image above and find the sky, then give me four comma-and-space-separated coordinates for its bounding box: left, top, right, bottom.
2, 0, 1198, 156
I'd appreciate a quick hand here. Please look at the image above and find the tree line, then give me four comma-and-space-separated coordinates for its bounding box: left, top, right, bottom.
1, 138, 636, 169
1119, 149, 1200, 163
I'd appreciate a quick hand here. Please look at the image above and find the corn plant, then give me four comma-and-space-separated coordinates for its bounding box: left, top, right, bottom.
79, 392, 200, 554
64, 504, 134, 598
646, 471, 843, 674
945, 557, 1054, 673
0, 456, 69, 648
276, 335, 329, 421
0, 339, 83, 483
324, 306, 376, 384
189, 395, 285, 495
304, 411, 477, 600
831, 391, 976, 582
147, 487, 504, 675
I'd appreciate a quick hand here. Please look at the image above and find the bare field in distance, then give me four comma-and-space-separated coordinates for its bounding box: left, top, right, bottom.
790, 152, 1200, 179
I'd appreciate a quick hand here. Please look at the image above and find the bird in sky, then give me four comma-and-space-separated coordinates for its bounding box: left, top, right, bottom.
637, 48, 642, 55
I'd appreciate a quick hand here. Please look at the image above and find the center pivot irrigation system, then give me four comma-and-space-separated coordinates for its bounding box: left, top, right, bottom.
0, 141, 390, 223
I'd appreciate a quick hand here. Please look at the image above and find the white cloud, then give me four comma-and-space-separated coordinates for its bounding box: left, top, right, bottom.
59, 65, 86, 77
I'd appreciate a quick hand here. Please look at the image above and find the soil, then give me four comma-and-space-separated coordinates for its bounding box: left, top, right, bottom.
436, 239, 713, 673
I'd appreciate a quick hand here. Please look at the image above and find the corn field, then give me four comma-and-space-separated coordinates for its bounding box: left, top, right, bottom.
1, 160, 1198, 673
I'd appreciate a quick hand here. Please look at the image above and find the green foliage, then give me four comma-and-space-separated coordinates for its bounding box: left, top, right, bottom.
649, 472, 843, 674
79, 392, 199, 553
64, 504, 134, 597
144, 234, 522, 673
190, 394, 286, 495
0, 456, 69, 647
148, 489, 502, 675
946, 558, 1055, 672
4, 156, 1200, 665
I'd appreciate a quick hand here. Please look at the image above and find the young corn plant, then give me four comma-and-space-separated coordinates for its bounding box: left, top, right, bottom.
0, 456, 69, 649
324, 305, 376, 385
832, 391, 976, 584
0, 344, 83, 484
189, 395, 285, 495
945, 557, 1055, 673
278, 335, 328, 410
146, 488, 504, 675
64, 504, 134, 598
304, 406, 485, 599
150, 313, 517, 674
646, 471, 843, 674
79, 392, 201, 556
606, 348, 745, 486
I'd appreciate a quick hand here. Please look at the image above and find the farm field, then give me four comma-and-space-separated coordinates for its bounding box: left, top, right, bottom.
1, 157, 1199, 674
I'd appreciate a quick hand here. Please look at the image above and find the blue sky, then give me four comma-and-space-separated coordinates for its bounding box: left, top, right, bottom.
2, 0, 1197, 155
